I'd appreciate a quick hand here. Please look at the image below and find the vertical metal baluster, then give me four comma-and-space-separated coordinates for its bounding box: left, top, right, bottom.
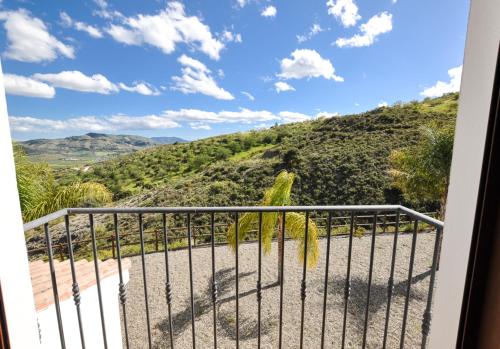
187, 213, 196, 349
162, 213, 174, 349
362, 213, 378, 348
420, 227, 442, 349
278, 211, 286, 349
64, 215, 85, 349
210, 213, 218, 349
299, 211, 310, 349
320, 212, 333, 349
44, 223, 66, 349
257, 212, 263, 349
89, 214, 108, 349
235, 212, 240, 349
400, 219, 419, 349
382, 211, 400, 349
113, 214, 130, 349
139, 214, 153, 348
341, 213, 355, 349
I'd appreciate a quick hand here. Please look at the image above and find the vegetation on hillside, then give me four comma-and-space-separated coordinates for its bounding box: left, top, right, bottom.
389, 123, 455, 218
60, 93, 458, 212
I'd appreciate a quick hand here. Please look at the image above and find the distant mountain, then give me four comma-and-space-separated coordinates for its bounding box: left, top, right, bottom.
150, 136, 188, 144
19, 133, 167, 166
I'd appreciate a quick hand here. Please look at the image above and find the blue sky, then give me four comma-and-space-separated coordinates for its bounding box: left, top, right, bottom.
1, 0, 469, 141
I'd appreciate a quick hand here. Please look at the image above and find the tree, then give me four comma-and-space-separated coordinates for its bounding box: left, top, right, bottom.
388, 123, 454, 218
227, 170, 320, 283
14, 145, 112, 222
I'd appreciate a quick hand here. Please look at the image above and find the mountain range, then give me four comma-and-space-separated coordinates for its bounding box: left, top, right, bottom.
19, 133, 188, 166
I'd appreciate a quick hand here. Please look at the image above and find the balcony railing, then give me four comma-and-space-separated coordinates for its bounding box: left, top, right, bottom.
24, 205, 443, 349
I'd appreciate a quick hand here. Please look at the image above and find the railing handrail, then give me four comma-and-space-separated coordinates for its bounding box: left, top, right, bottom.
23, 205, 443, 232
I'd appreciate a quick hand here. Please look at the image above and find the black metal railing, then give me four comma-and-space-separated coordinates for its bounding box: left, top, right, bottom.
24, 205, 443, 349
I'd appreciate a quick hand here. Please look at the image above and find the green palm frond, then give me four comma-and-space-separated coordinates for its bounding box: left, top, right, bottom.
14, 145, 113, 222
284, 212, 319, 268
227, 170, 320, 267
23, 182, 112, 222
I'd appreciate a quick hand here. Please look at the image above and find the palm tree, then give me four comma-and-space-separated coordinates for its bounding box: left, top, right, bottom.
14, 145, 112, 222
227, 171, 320, 283
388, 123, 454, 219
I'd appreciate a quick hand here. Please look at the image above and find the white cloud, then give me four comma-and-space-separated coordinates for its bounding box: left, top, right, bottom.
335, 12, 393, 48
236, 0, 248, 8
221, 30, 242, 43
0, 9, 74, 62
119, 82, 160, 96
297, 23, 324, 43
10, 107, 320, 133
218, 69, 225, 78
278, 49, 343, 81
241, 91, 255, 101
172, 55, 234, 100
378, 101, 388, 107
316, 111, 340, 118
326, 0, 361, 27
105, 2, 225, 60
3, 74, 55, 98
33, 71, 119, 94
421, 65, 462, 98
274, 81, 295, 93
60, 12, 103, 38
189, 122, 211, 130
9, 114, 179, 133
261, 6, 277, 17
278, 111, 311, 122
93, 0, 123, 20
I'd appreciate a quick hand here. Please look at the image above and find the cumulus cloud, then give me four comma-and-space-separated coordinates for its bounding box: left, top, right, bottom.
0, 9, 74, 62
189, 122, 211, 130
172, 55, 234, 100
421, 65, 462, 98
316, 111, 340, 118
261, 6, 277, 17
236, 0, 248, 8
60, 12, 103, 38
278, 111, 310, 122
33, 71, 119, 94
378, 101, 388, 107
278, 49, 343, 81
326, 0, 361, 27
275, 81, 295, 93
9, 114, 179, 133
3, 74, 55, 98
241, 91, 255, 101
119, 82, 160, 96
10, 108, 316, 133
105, 2, 226, 60
220, 30, 242, 43
335, 12, 393, 48
297, 23, 324, 43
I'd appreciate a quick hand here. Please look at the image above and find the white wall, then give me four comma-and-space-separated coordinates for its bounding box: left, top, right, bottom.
0, 61, 41, 347
429, 0, 500, 347
38, 272, 129, 349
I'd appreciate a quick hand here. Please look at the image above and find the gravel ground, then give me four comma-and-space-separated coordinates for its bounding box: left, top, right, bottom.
122, 232, 438, 348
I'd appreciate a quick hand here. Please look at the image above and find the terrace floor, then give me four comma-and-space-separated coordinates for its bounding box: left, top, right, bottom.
123, 232, 437, 348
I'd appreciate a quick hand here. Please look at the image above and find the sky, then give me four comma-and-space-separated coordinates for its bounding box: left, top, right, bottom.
0, 0, 470, 141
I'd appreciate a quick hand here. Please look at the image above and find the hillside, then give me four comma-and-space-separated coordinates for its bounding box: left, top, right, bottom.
61, 93, 458, 209
151, 136, 188, 144
25, 94, 457, 258
20, 133, 188, 166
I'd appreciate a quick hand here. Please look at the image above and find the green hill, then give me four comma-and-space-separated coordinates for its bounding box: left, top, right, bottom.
60, 93, 457, 210
20, 132, 187, 167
